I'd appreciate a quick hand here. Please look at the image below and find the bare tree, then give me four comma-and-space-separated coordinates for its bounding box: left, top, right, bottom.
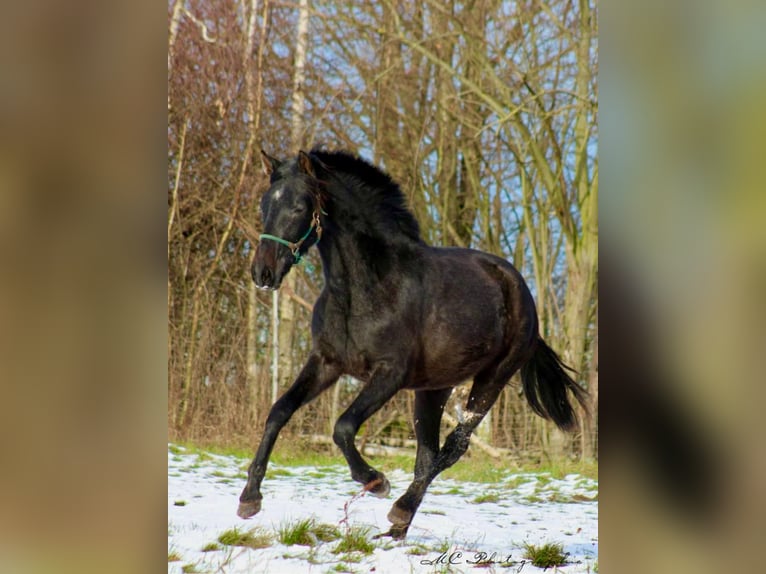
167, 0, 597, 460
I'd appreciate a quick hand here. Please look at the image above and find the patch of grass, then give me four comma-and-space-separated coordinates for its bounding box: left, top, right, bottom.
572, 493, 598, 502
442, 486, 463, 495
546, 492, 570, 503
536, 473, 553, 487
472, 492, 501, 504
522, 542, 568, 568
278, 518, 341, 546
170, 442, 597, 483
441, 457, 507, 483
201, 542, 220, 552
332, 526, 375, 555
270, 441, 346, 467
524, 494, 543, 504
504, 475, 528, 489
306, 548, 330, 566
181, 564, 200, 573
168, 551, 182, 562
173, 500, 187, 506
265, 467, 294, 478
217, 526, 273, 549
368, 452, 415, 472
533, 459, 598, 481
444, 452, 598, 482
171, 441, 252, 461
406, 544, 429, 556
313, 523, 343, 542
421, 509, 446, 516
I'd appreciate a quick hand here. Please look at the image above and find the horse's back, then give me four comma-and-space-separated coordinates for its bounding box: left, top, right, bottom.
423, 246, 532, 305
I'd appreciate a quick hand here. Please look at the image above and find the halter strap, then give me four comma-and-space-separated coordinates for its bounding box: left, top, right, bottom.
260, 210, 323, 264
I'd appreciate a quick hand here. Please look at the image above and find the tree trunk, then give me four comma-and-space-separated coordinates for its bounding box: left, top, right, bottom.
244, 0, 268, 420
276, 0, 310, 395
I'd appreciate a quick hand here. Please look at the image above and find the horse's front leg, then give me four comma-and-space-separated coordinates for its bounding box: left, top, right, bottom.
332, 361, 405, 498
238, 353, 340, 518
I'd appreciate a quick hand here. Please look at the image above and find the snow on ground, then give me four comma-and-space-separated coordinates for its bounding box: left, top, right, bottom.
168, 444, 598, 573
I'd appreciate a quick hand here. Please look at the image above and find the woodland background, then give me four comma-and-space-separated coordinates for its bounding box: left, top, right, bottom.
168, 0, 597, 462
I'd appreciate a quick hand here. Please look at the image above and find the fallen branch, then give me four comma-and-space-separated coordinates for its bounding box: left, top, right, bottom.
282, 282, 313, 312
441, 411, 503, 459
306, 431, 512, 461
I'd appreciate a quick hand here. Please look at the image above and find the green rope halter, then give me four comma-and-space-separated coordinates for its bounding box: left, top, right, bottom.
260, 210, 323, 266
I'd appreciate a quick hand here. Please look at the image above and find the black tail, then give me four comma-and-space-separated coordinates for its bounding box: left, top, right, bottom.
520, 337, 589, 431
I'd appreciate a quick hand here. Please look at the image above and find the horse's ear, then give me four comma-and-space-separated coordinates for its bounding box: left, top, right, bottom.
298, 150, 316, 178
260, 150, 281, 177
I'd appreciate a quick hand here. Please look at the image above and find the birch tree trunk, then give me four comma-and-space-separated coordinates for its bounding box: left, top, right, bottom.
242, 0, 270, 421
276, 0, 310, 398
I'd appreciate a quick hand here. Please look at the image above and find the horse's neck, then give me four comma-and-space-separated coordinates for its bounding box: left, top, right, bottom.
317, 230, 366, 278
316, 229, 393, 299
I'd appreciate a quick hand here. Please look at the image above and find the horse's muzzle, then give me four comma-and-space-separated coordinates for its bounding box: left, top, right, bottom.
252, 263, 277, 290
252, 242, 292, 290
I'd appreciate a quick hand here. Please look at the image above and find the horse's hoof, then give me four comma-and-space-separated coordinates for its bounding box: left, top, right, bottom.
390, 523, 409, 540
387, 503, 413, 527
237, 499, 262, 519
365, 476, 390, 498
373, 524, 409, 540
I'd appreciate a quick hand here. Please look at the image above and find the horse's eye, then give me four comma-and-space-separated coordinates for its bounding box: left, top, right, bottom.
293, 204, 307, 214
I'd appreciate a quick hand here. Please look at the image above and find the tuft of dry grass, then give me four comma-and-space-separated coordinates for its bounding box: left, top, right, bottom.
217, 526, 273, 549
522, 541, 568, 568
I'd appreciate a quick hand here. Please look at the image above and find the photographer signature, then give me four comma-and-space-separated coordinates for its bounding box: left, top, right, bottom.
420, 550, 531, 571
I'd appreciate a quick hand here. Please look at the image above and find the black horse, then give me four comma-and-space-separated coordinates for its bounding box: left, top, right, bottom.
239, 149, 588, 538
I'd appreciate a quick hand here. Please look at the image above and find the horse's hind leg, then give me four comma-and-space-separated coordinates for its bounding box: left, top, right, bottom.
413, 388, 452, 479
333, 362, 405, 497
385, 362, 523, 539
372, 388, 450, 540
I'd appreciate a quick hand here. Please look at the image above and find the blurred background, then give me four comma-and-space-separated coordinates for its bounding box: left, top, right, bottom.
600, 0, 766, 572
0, 0, 763, 572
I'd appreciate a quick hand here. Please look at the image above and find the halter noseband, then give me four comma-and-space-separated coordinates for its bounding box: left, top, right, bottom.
259, 209, 323, 264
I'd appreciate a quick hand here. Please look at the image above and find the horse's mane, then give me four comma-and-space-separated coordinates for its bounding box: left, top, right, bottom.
309, 149, 423, 243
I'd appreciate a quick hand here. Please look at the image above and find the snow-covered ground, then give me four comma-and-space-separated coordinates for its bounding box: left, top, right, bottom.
168, 444, 598, 573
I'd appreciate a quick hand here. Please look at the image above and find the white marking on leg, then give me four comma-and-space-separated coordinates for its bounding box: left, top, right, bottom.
463, 410, 483, 426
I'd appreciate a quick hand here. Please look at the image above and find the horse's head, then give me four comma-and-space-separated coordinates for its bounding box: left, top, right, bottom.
252, 150, 324, 290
